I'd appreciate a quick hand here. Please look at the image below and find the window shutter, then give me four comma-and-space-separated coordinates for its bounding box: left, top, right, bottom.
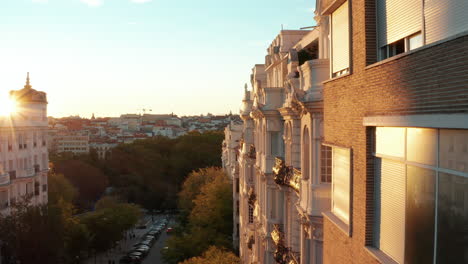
331, 1, 350, 74
377, 0, 422, 47
376, 158, 405, 264
332, 147, 350, 224
424, 0, 468, 44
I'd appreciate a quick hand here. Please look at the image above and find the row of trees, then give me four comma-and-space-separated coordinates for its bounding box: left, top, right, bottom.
162, 167, 240, 264
0, 173, 141, 264
50, 131, 224, 211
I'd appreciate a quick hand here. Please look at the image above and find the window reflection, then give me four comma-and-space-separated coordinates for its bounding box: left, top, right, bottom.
437, 173, 468, 263
405, 166, 435, 264
440, 129, 468, 173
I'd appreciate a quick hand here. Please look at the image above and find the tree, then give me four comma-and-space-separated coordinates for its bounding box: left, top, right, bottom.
0, 201, 66, 264
54, 159, 109, 209
48, 172, 78, 205
180, 246, 241, 264
178, 167, 221, 222
163, 168, 234, 264
81, 200, 141, 254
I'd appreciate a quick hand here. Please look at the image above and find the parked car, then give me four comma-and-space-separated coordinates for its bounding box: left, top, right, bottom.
166, 227, 173, 233
135, 247, 150, 256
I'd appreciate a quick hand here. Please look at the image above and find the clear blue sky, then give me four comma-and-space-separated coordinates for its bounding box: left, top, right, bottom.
0, 0, 316, 118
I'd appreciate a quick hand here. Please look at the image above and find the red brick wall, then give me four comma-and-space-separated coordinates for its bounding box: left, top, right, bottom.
322, 0, 468, 262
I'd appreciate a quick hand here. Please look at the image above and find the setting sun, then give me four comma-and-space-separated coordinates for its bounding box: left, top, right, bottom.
0, 95, 17, 116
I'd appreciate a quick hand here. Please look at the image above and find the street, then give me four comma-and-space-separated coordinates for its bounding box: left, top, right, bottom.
142, 222, 172, 264
83, 214, 172, 264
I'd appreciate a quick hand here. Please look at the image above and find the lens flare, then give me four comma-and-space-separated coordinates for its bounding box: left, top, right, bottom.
0, 96, 17, 116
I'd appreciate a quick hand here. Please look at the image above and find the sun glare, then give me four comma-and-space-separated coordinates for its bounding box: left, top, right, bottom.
0, 96, 17, 116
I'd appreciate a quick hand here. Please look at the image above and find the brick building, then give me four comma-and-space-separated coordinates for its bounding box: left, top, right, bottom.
320, 0, 468, 263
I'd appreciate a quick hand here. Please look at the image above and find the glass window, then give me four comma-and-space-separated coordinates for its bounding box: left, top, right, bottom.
405, 166, 435, 264
440, 129, 468, 173
376, 127, 405, 158
406, 128, 437, 165
321, 145, 332, 183
437, 173, 468, 263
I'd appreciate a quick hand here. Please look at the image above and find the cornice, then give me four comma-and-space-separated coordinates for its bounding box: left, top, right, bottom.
278, 107, 300, 119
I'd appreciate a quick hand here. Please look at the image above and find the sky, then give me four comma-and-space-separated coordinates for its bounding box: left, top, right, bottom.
0, 0, 316, 118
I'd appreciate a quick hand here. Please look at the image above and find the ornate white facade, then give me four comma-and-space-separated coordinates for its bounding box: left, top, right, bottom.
222, 121, 243, 250
0, 73, 49, 213
228, 12, 332, 264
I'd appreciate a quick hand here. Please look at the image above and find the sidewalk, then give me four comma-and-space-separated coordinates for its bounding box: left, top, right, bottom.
83, 215, 157, 264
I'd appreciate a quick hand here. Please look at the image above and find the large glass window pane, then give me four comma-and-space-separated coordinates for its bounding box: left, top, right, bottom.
439, 129, 468, 173
437, 173, 468, 264
376, 127, 405, 158
407, 128, 437, 165
405, 166, 435, 264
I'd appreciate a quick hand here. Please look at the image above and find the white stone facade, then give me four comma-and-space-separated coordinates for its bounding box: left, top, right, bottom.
222, 122, 243, 250
228, 21, 332, 264
0, 74, 49, 213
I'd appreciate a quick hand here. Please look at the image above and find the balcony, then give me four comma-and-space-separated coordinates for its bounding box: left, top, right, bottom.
24, 168, 34, 178
271, 224, 300, 264
272, 157, 301, 193
0, 172, 10, 185
299, 59, 329, 102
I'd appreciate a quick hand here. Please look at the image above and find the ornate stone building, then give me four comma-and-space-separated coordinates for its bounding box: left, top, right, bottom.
222, 121, 243, 249
0, 73, 49, 213
227, 0, 468, 263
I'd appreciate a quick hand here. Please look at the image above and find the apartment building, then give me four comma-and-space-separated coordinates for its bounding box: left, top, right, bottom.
222, 121, 243, 250
52, 131, 90, 154
0, 73, 49, 213
228, 0, 468, 263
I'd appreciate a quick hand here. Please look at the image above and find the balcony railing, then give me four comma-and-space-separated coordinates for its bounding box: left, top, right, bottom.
0, 173, 10, 185
272, 157, 301, 193
24, 168, 34, 178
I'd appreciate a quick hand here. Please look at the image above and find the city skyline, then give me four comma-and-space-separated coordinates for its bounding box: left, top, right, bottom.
0, 0, 316, 118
